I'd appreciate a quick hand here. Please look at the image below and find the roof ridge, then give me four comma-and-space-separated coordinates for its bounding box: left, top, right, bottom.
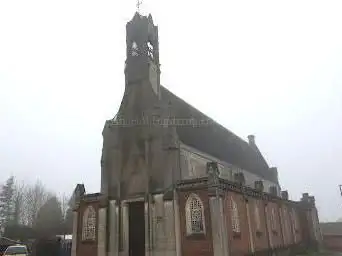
159, 85, 272, 181
160, 85, 248, 144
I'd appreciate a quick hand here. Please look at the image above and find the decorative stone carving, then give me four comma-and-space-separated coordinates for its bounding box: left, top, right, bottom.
281, 190, 289, 200
207, 162, 220, 185
234, 172, 246, 185
255, 180, 264, 192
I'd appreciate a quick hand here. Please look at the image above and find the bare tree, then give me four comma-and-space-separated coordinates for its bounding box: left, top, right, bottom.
59, 193, 69, 221
0, 176, 15, 226
12, 181, 26, 225
22, 180, 53, 227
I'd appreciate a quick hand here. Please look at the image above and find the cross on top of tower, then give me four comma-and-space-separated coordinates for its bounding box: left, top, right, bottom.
136, 0, 143, 12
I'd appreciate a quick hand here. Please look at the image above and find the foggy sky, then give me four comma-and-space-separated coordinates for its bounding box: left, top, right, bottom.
1, 0, 342, 222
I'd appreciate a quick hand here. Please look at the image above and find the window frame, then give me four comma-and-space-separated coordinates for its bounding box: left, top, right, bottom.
82, 205, 97, 241
185, 193, 206, 236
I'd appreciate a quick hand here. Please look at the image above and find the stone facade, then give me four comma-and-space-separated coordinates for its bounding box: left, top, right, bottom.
73, 181, 321, 256
72, 11, 322, 256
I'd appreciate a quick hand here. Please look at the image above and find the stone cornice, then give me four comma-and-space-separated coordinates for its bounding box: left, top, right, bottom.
81, 193, 103, 202
176, 178, 302, 207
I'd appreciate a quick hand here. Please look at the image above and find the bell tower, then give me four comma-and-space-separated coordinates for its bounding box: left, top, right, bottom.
125, 12, 160, 96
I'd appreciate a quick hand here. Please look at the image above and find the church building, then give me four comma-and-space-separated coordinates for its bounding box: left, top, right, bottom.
71, 12, 322, 256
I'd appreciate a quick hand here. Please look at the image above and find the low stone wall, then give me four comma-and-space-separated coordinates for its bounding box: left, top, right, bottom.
323, 235, 342, 252
245, 242, 310, 256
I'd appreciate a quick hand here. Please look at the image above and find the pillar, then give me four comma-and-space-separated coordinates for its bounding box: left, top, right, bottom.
164, 199, 176, 256
121, 202, 129, 256
71, 210, 78, 256
265, 204, 273, 249
145, 200, 152, 256
153, 194, 167, 255
97, 207, 107, 256
109, 200, 119, 256
209, 195, 229, 256
246, 200, 255, 253
173, 190, 182, 256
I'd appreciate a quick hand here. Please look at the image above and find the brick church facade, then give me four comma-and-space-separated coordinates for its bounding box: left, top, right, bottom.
71, 12, 322, 256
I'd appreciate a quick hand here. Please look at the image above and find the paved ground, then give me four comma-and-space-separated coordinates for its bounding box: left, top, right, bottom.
300, 252, 342, 256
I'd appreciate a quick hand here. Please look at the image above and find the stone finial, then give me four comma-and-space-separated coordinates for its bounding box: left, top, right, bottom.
234, 172, 246, 185
269, 167, 279, 181
302, 193, 309, 201
308, 196, 316, 205
281, 190, 289, 200
254, 180, 264, 192
269, 186, 278, 196
247, 135, 255, 145
207, 162, 220, 185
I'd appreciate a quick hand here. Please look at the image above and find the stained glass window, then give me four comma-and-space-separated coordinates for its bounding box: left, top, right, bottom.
185, 193, 205, 235
82, 206, 96, 241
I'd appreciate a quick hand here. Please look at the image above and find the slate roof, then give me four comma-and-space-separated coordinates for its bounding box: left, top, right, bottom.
160, 86, 277, 183
320, 222, 342, 236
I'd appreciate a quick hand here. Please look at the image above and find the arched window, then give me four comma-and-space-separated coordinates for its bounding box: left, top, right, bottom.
131, 41, 139, 56
147, 41, 154, 59
231, 198, 240, 233
254, 201, 261, 231
82, 206, 96, 241
185, 193, 205, 235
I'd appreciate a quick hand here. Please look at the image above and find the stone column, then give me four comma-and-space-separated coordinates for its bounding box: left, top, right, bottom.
71, 210, 78, 256
209, 195, 229, 256
145, 200, 151, 256
97, 207, 107, 256
265, 204, 273, 249
245, 201, 255, 253
164, 199, 176, 256
290, 211, 297, 244
153, 194, 165, 255
109, 200, 118, 256
173, 190, 182, 256
121, 202, 129, 256
278, 206, 285, 246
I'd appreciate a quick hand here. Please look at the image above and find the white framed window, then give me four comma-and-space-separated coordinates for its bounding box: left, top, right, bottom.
254, 201, 261, 231
185, 193, 205, 235
82, 205, 96, 241
270, 208, 276, 231
231, 198, 240, 233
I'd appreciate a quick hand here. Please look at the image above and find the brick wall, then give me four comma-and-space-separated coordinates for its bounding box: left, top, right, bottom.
225, 192, 251, 256
178, 190, 213, 256
76, 200, 100, 256
269, 202, 283, 248
177, 187, 314, 256
248, 197, 269, 252
323, 235, 342, 252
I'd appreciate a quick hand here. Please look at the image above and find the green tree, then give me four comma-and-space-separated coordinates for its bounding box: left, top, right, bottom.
0, 176, 15, 227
